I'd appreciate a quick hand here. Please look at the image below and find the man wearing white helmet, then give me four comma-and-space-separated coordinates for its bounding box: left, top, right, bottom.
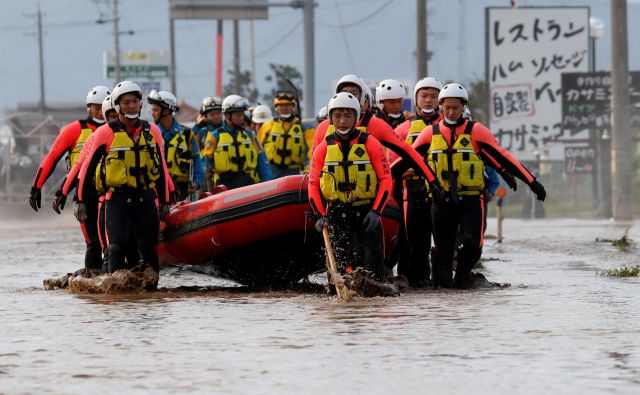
313, 75, 438, 193
258, 91, 315, 178
391, 83, 546, 288
201, 94, 272, 189
53, 93, 140, 272
193, 96, 224, 149
390, 77, 443, 286
308, 92, 393, 281
74, 81, 173, 275
148, 90, 205, 201
28, 85, 110, 270
250, 104, 273, 133
375, 79, 407, 129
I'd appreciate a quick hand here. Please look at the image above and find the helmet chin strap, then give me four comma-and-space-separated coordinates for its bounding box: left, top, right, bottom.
420, 107, 435, 115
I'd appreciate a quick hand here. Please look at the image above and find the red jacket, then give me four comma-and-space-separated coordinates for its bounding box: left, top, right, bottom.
391, 119, 535, 185
308, 131, 392, 217
389, 113, 442, 164
313, 114, 436, 183
31, 118, 101, 189
76, 120, 173, 204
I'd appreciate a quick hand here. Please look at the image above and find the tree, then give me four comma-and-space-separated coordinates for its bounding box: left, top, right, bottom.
262, 63, 303, 104
466, 78, 488, 125
223, 69, 260, 103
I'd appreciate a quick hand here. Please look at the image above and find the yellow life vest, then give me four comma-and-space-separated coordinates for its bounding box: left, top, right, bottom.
102, 120, 161, 191
320, 133, 378, 205
212, 128, 259, 183
427, 121, 484, 196
68, 120, 93, 169
263, 120, 306, 167
165, 126, 192, 183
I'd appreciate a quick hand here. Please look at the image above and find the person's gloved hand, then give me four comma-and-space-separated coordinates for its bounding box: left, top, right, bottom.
158, 204, 171, 221
499, 169, 517, 191
362, 210, 381, 233
52, 190, 67, 214
29, 187, 41, 212
188, 182, 198, 195
429, 179, 445, 200
74, 202, 88, 223
530, 180, 546, 201
315, 216, 326, 233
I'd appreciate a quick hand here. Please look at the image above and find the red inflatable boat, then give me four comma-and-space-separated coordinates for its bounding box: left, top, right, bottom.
157, 175, 401, 287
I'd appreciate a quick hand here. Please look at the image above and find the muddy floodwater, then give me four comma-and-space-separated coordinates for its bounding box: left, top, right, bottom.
1, 209, 640, 394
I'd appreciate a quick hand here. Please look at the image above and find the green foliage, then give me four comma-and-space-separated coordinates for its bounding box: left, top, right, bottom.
223, 69, 260, 103
612, 229, 632, 251
466, 78, 488, 125
601, 264, 640, 277
262, 63, 303, 104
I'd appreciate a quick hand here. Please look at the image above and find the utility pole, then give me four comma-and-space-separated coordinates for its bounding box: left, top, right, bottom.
216, 20, 223, 97
169, 16, 176, 94
233, 20, 240, 94
610, 0, 633, 221
36, 4, 46, 113
302, 0, 315, 118
113, 0, 121, 82
416, 0, 427, 79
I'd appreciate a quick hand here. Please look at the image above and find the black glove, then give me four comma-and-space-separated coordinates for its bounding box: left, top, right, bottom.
74, 202, 88, 224
362, 210, 381, 233
52, 190, 67, 214
499, 169, 517, 191
429, 179, 445, 200
315, 216, 326, 233
530, 180, 546, 202
29, 187, 41, 212
158, 204, 171, 221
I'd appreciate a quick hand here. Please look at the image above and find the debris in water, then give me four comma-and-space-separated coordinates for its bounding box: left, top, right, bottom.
454, 271, 511, 289
43, 268, 102, 290
601, 264, 640, 278
595, 229, 633, 252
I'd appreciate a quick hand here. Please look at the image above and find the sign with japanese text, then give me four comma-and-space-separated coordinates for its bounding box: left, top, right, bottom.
561, 71, 640, 131
486, 7, 589, 160
104, 51, 170, 79
564, 145, 595, 174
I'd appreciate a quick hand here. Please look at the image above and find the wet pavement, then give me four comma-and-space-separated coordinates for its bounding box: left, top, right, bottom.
1, 211, 639, 394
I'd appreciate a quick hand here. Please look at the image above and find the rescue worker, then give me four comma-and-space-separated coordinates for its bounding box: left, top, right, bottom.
250, 104, 273, 134
375, 79, 407, 129
316, 106, 328, 124
53, 94, 139, 272
258, 91, 315, 178
313, 75, 438, 187
391, 77, 444, 285
29, 85, 110, 270
202, 94, 272, 189
391, 83, 546, 288
193, 96, 223, 149
148, 90, 204, 201
309, 92, 393, 281
74, 81, 173, 273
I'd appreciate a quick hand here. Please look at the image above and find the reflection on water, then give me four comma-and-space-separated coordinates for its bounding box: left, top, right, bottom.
1, 218, 639, 394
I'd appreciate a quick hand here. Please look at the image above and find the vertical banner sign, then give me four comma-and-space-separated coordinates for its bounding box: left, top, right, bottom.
486, 7, 589, 161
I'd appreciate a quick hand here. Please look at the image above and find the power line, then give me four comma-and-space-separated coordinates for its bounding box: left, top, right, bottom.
317, 0, 395, 28
334, 0, 356, 72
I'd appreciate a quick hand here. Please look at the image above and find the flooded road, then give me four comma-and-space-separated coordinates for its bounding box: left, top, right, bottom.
1, 211, 639, 394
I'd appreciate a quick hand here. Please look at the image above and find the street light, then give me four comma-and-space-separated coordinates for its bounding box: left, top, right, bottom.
589, 17, 605, 71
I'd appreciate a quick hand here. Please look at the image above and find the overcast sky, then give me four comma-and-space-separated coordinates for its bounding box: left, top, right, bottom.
1, 0, 638, 115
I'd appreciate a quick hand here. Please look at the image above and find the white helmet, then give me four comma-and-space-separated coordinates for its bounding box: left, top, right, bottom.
111, 81, 143, 118
147, 90, 179, 112
327, 92, 361, 122
335, 74, 368, 107
462, 106, 473, 121
201, 96, 222, 114
316, 106, 328, 122
413, 77, 442, 101
362, 84, 373, 109
101, 95, 115, 118
438, 83, 469, 104
221, 94, 248, 113
252, 104, 273, 123
375, 79, 406, 110
86, 86, 111, 106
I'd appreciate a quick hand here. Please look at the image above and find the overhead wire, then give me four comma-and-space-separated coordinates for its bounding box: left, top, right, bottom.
317, 0, 395, 28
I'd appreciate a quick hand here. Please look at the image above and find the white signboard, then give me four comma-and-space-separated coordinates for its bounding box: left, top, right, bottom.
104, 51, 170, 79
486, 7, 589, 160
